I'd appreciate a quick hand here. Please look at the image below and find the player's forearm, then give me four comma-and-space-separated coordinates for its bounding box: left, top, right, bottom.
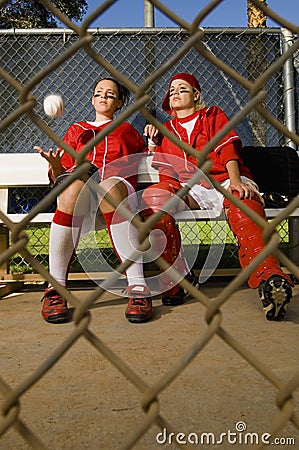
226, 159, 241, 184
50, 162, 64, 180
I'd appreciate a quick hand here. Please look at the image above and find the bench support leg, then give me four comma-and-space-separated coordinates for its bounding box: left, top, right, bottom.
0, 226, 9, 277
289, 219, 299, 267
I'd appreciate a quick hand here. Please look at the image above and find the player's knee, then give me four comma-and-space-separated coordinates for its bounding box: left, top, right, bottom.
141, 182, 177, 216
58, 179, 85, 210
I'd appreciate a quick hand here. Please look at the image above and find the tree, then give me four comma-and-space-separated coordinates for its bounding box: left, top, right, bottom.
0, 0, 88, 28
246, 0, 268, 146
247, 0, 267, 27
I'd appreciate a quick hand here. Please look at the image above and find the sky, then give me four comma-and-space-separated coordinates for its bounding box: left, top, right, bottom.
80, 0, 299, 29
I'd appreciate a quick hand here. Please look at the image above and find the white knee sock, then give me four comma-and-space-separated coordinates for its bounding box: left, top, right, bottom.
49, 211, 82, 286
110, 219, 146, 287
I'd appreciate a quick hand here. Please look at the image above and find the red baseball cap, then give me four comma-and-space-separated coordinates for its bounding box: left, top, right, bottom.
162, 73, 201, 113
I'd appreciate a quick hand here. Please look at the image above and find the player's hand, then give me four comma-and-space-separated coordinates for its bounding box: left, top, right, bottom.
143, 124, 161, 145
228, 181, 255, 199
34, 146, 64, 178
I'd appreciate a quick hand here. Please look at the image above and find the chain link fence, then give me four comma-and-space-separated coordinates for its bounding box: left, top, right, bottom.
1, 26, 297, 274
0, 0, 299, 448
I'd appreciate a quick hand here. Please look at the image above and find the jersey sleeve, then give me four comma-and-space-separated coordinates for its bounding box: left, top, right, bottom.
47, 124, 79, 182
205, 106, 242, 154
218, 142, 243, 166
59, 124, 79, 171
128, 124, 148, 154
152, 145, 179, 180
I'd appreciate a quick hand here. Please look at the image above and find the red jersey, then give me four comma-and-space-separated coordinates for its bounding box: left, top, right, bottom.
152, 106, 252, 183
56, 120, 148, 189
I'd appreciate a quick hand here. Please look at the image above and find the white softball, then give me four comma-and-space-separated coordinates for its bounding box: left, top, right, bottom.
43, 94, 64, 118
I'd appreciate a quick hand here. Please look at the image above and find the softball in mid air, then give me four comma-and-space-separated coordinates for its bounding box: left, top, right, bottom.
43, 94, 64, 118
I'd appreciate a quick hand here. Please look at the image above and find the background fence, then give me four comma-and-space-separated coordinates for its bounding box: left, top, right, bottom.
0, 27, 297, 275
0, 0, 299, 447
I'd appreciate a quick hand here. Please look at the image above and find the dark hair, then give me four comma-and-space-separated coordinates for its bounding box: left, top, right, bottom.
93, 77, 130, 109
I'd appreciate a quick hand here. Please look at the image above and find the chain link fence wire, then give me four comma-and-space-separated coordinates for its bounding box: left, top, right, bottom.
1, 25, 297, 274
0, 0, 299, 448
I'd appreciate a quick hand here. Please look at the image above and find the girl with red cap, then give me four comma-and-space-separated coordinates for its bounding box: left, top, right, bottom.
142, 72, 293, 320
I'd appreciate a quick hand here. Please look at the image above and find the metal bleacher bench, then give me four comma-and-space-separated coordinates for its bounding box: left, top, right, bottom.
0, 153, 298, 280
1, 152, 298, 221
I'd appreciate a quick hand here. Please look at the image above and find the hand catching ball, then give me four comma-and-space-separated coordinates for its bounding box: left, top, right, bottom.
43, 94, 64, 118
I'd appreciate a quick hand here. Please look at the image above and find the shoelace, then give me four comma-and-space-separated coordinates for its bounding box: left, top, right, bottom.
130, 297, 148, 306
42, 292, 64, 305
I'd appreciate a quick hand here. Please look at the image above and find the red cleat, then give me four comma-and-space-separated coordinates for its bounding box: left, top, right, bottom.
125, 285, 153, 323
41, 287, 69, 323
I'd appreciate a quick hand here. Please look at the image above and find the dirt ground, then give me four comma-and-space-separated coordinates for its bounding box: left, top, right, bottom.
0, 280, 298, 450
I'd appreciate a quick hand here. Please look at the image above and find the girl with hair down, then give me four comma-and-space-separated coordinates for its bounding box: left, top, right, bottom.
35, 78, 153, 324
